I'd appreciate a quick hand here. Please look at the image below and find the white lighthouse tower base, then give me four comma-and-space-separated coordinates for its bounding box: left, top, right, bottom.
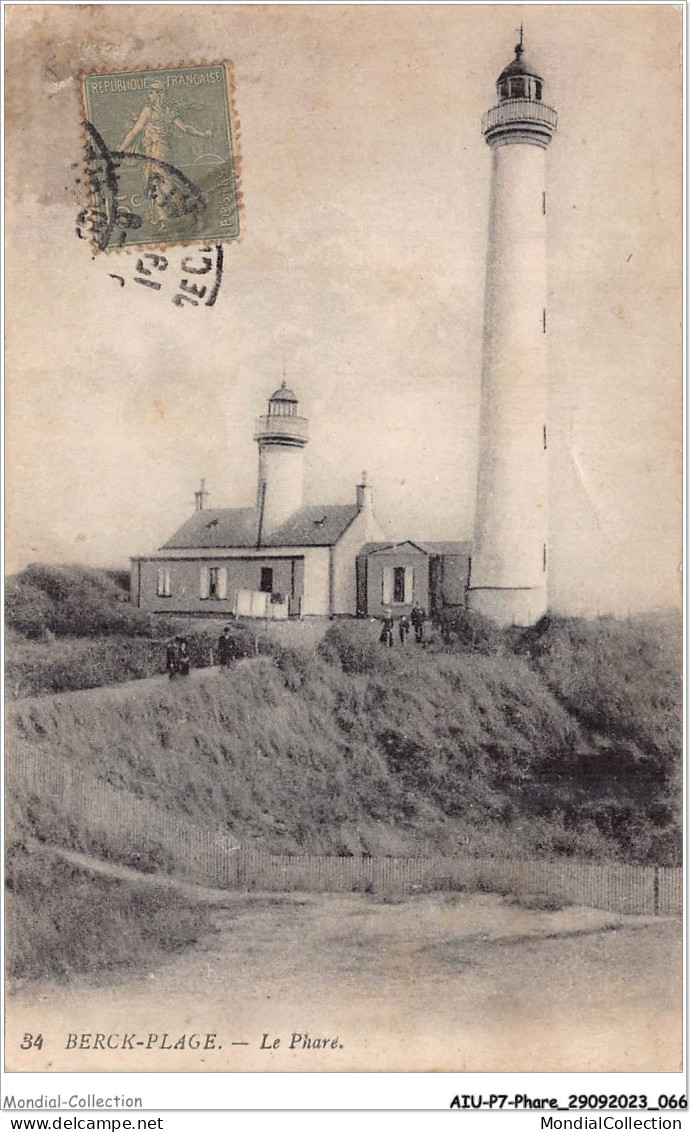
468, 583, 547, 629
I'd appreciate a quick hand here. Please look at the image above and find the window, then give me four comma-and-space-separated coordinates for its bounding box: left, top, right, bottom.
156, 567, 171, 597
260, 567, 274, 594
542, 191, 546, 216
209, 567, 220, 599
543, 544, 547, 572
383, 565, 414, 605
510, 78, 526, 98
543, 424, 547, 451
200, 565, 227, 599
393, 567, 406, 604
534, 80, 542, 102
542, 308, 547, 334
499, 80, 510, 100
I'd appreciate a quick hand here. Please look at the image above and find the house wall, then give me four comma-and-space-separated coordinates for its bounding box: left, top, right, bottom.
362, 549, 430, 617
440, 554, 471, 606
331, 506, 385, 615
131, 545, 331, 616
301, 547, 330, 616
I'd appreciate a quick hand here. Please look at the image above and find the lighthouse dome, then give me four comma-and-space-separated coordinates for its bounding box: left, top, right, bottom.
495, 41, 545, 103
269, 381, 298, 403
498, 45, 542, 82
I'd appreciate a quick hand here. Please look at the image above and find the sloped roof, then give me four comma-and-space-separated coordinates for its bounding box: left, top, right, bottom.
418, 541, 472, 556
162, 508, 259, 549
269, 504, 359, 546
357, 540, 427, 558
161, 504, 359, 550
357, 539, 472, 558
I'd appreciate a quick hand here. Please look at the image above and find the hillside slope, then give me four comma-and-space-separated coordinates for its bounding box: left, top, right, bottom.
7, 614, 681, 865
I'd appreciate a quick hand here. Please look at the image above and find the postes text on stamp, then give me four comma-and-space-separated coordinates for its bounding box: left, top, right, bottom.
82, 64, 240, 251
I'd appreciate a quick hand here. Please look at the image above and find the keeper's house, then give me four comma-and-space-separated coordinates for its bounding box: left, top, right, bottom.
356, 541, 471, 619
131, 383, 385, 618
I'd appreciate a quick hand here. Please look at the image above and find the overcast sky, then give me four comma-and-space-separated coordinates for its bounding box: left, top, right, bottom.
6, 4, 681, 615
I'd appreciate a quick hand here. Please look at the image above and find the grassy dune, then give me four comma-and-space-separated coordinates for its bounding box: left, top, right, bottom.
7, 613, 681, 865
5, 840, 217, 982
4, 563, 266, 697
5, 601, 681, 982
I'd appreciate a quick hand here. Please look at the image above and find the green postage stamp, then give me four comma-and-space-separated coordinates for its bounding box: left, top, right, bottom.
82, 63, 240, 251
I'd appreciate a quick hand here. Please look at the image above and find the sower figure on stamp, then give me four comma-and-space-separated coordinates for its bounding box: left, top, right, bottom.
411, 602, 426, 644
119, 80, 212, 228
379, 608, 395, 648
218, 625, 234, 667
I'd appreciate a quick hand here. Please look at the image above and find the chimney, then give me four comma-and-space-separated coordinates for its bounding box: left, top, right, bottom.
356, 470, 373, 512
194, 478, 209, 511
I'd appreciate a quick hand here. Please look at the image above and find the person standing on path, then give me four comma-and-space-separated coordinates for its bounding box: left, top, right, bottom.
218, 625, 235, 667
411, 603, 426, 644
166, 637, 180, 680
398, 614, 411, 646
380, 608, 395, 648
177, 637, 191, 677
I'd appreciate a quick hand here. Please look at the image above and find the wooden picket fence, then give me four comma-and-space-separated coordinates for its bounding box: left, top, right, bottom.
224, 849, 682, 916
6, 747, 683, 916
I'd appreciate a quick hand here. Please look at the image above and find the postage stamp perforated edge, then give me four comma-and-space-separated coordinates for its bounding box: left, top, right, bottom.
77, 58, 243, 254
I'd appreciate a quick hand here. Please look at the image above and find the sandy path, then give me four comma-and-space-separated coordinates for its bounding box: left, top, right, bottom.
8, 658, 260, 710
6, 889, 681, 1073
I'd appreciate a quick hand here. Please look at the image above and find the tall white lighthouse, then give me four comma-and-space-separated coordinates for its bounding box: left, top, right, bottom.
467, 33, 558, 627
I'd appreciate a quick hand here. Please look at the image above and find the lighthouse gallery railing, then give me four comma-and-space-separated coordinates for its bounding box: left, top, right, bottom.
482, 99, 558, 135
254, 414, 309, 441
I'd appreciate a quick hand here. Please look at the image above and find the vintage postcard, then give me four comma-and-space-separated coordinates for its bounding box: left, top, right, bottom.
3, 1, 683, 1087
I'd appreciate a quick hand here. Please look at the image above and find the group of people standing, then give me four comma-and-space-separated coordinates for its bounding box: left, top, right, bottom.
166, 635, 191, 679
167, 610, 425, 676
167, 625, 237, 679
379, 604, 426, 647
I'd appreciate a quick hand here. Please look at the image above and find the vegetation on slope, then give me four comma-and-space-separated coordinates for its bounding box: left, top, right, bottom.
5, 575, 680, 982
7, 612, 681, 866
5, 839, 217, 982
5, 564, 151, 638
5, 564, 264, 697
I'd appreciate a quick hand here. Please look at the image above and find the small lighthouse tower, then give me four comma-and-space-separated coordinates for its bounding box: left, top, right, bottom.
254, 381, 309, 537
467, 31, 558, 627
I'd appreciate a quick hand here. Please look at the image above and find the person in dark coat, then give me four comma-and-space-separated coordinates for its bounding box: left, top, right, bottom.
379, 608, 395, 648
166, 638, 180, 680
218, 626, 235, 667
177, 637, 191, 676
398, 614, 411, 645
411, 603, 426, 644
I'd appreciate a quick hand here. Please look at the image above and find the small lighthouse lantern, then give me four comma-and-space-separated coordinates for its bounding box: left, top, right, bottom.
267, 380, 299, 419
255, 380, 309, 440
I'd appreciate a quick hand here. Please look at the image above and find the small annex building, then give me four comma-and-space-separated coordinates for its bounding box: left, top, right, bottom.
356, 541, 471, 618
131, 383, 385, 618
